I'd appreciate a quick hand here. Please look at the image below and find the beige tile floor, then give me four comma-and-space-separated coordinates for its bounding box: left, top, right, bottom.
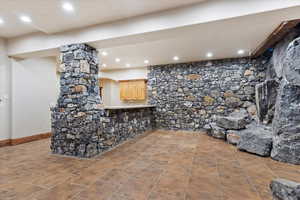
1, 130, 300, 200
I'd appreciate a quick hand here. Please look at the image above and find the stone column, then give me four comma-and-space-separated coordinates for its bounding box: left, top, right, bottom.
51, 43, 103, 158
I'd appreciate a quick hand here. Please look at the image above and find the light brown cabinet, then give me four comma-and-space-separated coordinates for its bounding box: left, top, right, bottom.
119, 80, 146, 101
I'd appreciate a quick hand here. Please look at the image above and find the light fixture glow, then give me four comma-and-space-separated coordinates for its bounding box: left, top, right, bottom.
144, 60, 149, 64
101, 51, 108, 56
102, 64, 107, 67
173, 56, 179, 61
0, 18, 4, 25
62, 2, 74, 12
238, 49, 245, 55
20, 15, 32, 23
126, 63, 131, 67
206, 52, 213, 58
115, 58, 120, 63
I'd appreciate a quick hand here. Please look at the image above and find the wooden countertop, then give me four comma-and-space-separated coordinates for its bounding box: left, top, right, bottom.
103, 105, 156, 110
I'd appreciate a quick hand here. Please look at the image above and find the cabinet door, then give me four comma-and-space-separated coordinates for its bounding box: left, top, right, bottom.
132, 82, 138, 100
120, 80, 146, 101
127, 82, 133, 100
120, 81, 127, 100
137, 80, 146, 100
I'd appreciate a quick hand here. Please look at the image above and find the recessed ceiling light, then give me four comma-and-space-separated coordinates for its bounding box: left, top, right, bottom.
102, 64, 107, 67
20, 15, 32, 23
0, 18, 4, 25
173, 56, 179, 61
101, 51, 108, 56
115, 58, 120, 63
206, 52, 213, 58
144, 60, 149, 64
238, 49, 245, 55
126, 64, 131, 67
62, 2, 74, 12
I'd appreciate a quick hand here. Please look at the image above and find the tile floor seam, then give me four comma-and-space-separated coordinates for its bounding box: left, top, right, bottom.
94, 136, 161, 200
145, 138, 174, 200
19, 182, 49, 191
39, 174, 76, 190
183, 143, 198, 200
64, 183, 87, 200
235, 159, 263, 200
214, 149, 225, 200
263, 162, 280, 179
145, 162, 169, 200
124, 136, 162, 186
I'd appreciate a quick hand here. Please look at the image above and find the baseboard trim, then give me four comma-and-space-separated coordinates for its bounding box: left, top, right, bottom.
0, 139, 11, 147
0, 132, 52, 147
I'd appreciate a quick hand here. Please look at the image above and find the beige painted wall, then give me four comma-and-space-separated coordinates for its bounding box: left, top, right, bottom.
0, 38, 12, 140
100, 67, 148, 106
11, 57, 58, 139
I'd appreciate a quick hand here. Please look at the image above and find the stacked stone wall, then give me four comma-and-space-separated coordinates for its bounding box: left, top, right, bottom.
148, 58, 268, 130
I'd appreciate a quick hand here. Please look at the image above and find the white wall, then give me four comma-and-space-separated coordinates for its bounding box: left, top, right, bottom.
11, 57, 58, 139
0, 39, 12, 140
100, 67, 148, 106
2, 58, 146, 139
102, 79, 111, 105
100, 67, 148, 81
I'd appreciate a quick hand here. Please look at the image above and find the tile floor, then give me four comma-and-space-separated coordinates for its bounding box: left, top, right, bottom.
1, 130, 300, 200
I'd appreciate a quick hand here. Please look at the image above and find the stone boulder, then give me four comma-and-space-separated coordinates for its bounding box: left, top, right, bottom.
272, 70, 300, 136
271, 29, 300, 79
237, 123, 273, 156
270, 179, 300, 200
215, 109, 249, 130
271, 37, 300, 164
204, 123, 226, 140
283, 38, 300, 86
226, 130, 242, 145
271, 133, 300, 165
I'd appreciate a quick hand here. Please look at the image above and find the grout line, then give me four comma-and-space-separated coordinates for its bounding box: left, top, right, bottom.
215, 149, 225, 200
236, 159, 263, 200
22, 182, 49, 190
72, 133, 160, 200
67, 183, 88, 200
263, 160, 280, 179
183, 141, 198, 200
145, 138, 174, 200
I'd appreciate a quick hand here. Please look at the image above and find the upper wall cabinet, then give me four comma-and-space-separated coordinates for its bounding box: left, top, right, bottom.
120, 79, 146, 101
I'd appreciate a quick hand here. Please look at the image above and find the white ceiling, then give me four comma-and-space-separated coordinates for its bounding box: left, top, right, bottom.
97, 5, 300, 71
3, 0, 300, 71
0, 0, 207, 38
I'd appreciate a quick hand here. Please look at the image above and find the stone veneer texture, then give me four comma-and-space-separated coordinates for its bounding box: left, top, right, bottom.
51, 43, 103, 158
148, 58, 267, 130
99, 108, 155, 150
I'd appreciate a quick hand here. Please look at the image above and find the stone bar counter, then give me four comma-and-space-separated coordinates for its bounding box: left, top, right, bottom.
98, 105, 156, 152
